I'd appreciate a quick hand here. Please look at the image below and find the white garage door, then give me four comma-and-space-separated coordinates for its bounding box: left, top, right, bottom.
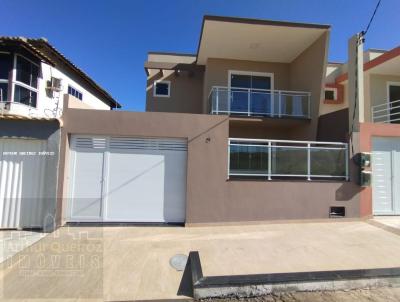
372, 137, 400, 215
0, 138, 47, 228
68, 136, 187, 223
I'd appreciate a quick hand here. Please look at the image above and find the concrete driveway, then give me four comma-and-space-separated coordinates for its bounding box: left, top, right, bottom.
0, 230, 46, 263
1, 220, 400, 301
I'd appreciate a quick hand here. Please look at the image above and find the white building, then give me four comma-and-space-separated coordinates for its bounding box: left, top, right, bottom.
0, 37, 120, 230
0, 37, 121, 118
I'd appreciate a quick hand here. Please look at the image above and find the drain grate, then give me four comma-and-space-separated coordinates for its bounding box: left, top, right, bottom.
169, 254, 188, 271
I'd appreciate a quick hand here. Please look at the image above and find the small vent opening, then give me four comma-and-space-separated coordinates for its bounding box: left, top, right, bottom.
329, 206, 345, 218
74, 137, 107, 149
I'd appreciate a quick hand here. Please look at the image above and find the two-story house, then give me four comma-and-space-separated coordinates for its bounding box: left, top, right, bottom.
53, 16, 365, 228
0, 37, 121, 230
319, 45, 400, 218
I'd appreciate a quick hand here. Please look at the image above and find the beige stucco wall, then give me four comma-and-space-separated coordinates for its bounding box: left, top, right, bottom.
367, 74, 400, 122
288, 31, 329, 140
146, 68, 204, 114
57, 100, 361, 226
202, 58, 291, 113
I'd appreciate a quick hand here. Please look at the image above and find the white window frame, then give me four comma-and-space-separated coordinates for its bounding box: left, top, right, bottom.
153, 80, 171, 98
228, 70, 274, 91
68, 84, 83, 101
12, 54, 40, 108
324, 87, 338, 101
386, 82, 400, 120
387, 81, 400, 103
0, 51, 11, 102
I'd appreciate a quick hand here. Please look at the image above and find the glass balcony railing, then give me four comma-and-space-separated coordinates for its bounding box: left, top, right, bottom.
228, 138, 348, 180
209, 86, 311, 118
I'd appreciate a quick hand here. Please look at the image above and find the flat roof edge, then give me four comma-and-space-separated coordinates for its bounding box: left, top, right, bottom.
203, 15, 331, 30
148, 51, 197, 57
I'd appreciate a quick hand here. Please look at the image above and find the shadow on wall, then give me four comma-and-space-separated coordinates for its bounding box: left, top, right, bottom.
335, 182, 361, 202
146, 65, 204, 114
335, 150, 362, 202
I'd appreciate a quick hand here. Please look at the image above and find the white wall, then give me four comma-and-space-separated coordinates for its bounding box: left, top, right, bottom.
2, 53, 112, 119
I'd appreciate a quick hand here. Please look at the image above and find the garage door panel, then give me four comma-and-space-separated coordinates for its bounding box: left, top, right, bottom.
372, 150, 393, 214
70, 150, 104, 220
393, 149, 400, 213
105, 152, 165, 222
372, 137, 400, 215
69, 136, 187, 223
0, 139, 46, 228
163, 151, 187, 222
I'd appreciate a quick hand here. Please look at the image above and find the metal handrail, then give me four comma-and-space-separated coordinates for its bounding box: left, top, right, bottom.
229, 138, 347, 145
372, 99, 400, 123
228, 138, 349, 181
372, 99, 400, 110
211, 86, 311, 94
209, 86, 311, 118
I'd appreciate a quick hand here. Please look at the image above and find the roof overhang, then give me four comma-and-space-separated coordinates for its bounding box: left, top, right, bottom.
28, 39, 122, 109
196, 15, 330, 65
364, 46, 400, 76
0, 37, 55, 65
336, 46, 400, 83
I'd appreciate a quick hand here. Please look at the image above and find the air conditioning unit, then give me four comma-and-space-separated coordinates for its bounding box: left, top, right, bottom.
47, 77, 63, 92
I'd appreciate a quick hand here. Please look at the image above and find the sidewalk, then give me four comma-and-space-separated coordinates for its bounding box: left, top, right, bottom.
0, 220, 400, 301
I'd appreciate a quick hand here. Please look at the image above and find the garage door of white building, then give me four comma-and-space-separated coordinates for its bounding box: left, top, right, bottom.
0, 138, 47, 228
372, 137, 400, 215
67, 136, 187, 223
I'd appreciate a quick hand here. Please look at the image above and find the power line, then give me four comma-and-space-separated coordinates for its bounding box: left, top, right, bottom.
362, 0, 382, 36
349, 0, 382, 155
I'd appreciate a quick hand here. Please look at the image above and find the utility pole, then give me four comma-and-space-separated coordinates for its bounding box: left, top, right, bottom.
348, 32, 365, 135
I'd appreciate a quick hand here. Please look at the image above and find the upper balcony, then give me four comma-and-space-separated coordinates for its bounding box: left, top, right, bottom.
209, 86, 311, 119
372, 99, 400, 123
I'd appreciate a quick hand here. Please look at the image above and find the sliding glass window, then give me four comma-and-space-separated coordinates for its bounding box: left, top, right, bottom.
13, 55, 39, 107
0, 53, 12, 102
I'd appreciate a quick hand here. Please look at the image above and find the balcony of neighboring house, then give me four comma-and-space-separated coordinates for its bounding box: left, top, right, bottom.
228, 138, 349, 181
371, 84, 400, 124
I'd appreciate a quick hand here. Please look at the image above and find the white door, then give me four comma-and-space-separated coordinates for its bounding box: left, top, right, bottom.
0, 138, 47, 228
372, 137, 400, 215
68, 137, 106, 221
68, 136, 187, 223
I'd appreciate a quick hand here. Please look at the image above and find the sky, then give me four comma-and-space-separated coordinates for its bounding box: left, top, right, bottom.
1, 0, 399, 111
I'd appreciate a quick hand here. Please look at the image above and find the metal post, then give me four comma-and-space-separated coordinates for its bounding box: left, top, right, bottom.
216, 87, 219, 115
345, 144, 349, 181
307, 143, 311, 181
270, 91, 274, 117
247, 88, 251, 116
227, 87, 231, 114
278, 91, 281, 118
227, 139, 231, 180
268, 141, 272, 180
